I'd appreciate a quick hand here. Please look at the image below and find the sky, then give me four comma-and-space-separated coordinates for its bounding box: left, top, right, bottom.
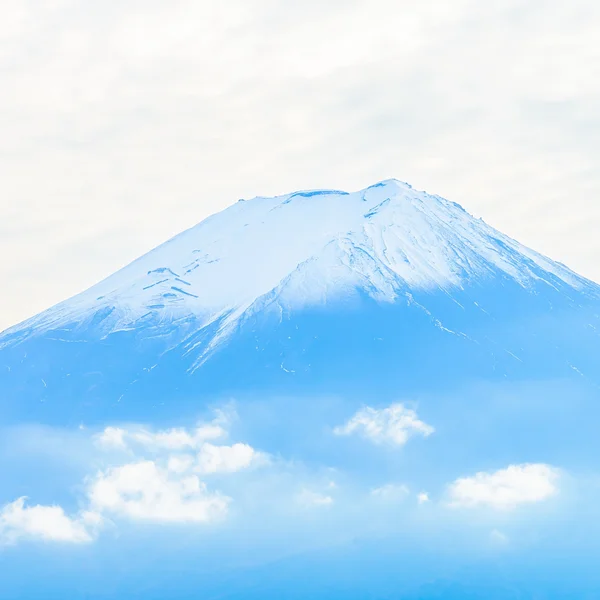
1, 0, 599, 331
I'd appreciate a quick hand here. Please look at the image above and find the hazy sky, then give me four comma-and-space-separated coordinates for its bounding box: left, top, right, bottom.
1, 0, 599, 330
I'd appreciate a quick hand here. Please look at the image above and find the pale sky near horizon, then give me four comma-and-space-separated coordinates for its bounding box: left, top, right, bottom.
1, 0, 599, 331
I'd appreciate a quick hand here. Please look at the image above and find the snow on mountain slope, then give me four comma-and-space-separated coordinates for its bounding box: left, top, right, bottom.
2, 179, 594, 350
2, 177, 600, 426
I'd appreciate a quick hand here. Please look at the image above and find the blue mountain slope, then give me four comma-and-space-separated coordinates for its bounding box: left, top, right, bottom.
1, 179, 599, 424
1, 179, 600, 599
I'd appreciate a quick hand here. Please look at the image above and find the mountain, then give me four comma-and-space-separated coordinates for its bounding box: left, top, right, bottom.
1, 178, 599, 425
2, 179, 600, 599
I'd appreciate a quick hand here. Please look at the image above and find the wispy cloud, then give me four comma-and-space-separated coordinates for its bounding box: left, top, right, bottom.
129, 424, 227, 451
417, 492, 430, 505
94, 415, 228, 452
297, 489, 334, 509
370, 484, 410, 501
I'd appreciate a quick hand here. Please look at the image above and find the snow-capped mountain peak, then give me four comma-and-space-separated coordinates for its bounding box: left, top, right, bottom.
4, 179, 591, 344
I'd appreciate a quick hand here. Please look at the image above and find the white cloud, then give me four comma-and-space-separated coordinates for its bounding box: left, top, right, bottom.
131, 424, 226, 450
95, 421, 227, 452
448, 463, 560, 510
88, 460, 229, 523
417, 492, 430, 504
95, 419, 266, 476
297, 489, 334, 508
167, 454, 195, 474
89, 414, 265, 523
196, 443, 267, 474
334, 403, 434, 446
1, 413, 270, 544
371, 484, 410, 501
95, 426, 127, 450
0, 497, 101, 544
94, 410, 233, 453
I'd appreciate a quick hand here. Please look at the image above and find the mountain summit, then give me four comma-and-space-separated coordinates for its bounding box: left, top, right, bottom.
1, 179, 599, 423
2, 180, 593, 342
